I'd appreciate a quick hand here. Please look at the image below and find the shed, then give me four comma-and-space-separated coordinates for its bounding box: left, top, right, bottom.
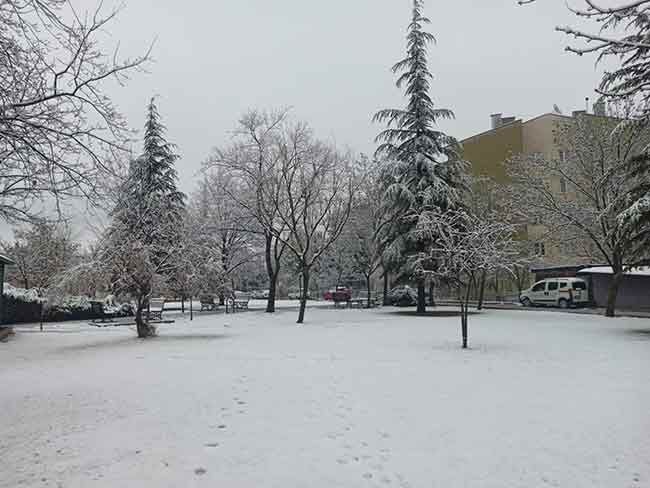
0, 253, 16, 325
577, 266, 650, 311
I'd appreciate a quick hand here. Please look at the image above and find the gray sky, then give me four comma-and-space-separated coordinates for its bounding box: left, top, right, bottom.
105, 0, 603, 195
0, 0, 606, 241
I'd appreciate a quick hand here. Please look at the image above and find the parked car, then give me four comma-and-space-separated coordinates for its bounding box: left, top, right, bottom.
251, 289, 270, 299
519, 278, 589, 308
323, 286, 352, 301
386, 285, 417, 307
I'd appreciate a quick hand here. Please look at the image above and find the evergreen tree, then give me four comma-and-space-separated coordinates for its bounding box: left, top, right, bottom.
105, 98, 186, 337
373, 0, 467, 313
619, 152, 650, 266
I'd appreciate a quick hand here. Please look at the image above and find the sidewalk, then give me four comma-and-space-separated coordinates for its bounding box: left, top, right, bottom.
436, 300, 650, 319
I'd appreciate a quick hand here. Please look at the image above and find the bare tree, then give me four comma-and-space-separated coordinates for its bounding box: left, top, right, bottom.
1, 219, 79, 293
265, 123, 356, 324
414, 210, 517, 349
0, 1, 151, 223
505, 107, 650, 316
192, 174, 256, 301
206, 109, 289, 312
347, 158, 397, 307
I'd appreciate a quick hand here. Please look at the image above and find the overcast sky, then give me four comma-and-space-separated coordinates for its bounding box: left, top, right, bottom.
1, 0, 606, 241
101, 0, 603, 195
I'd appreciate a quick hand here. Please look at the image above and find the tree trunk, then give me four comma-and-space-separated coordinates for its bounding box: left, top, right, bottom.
428, 280, 436, 307
366, 274, 372, 308
416, 278, 426, 314
135, 296, 155, 338
264, 234, 279, 313
382, 271, 389, 305
477, 270, 487, 310
297, 268, 310, 324
606, 270, 624, 318
267, 270, 279, 313
461, 281, 472, 349
181, 296, 185, 314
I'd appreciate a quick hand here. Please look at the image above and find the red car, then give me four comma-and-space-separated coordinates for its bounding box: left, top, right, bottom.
323, 286, 352, 301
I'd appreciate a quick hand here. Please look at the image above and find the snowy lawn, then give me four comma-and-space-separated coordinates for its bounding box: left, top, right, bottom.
1, 304, 649, 487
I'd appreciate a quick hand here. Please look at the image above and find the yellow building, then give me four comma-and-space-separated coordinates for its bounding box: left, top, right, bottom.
461, 111, 590, 264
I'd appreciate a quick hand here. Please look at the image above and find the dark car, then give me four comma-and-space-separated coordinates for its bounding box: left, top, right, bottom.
386, 286, 417, 307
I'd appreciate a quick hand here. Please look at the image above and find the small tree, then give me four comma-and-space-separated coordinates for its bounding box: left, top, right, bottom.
414, 210, 517, 349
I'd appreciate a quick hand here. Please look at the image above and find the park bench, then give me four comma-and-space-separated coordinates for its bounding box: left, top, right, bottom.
90, 300, 116, 323
349, 291, 380, 309
146, 298, 165, 321
200, 295, 218, 312
332, 290, 351, 308
232, 293, 251, 312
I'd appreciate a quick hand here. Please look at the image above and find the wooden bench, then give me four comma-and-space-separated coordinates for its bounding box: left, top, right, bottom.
146, 298, 165, 321
200, 295, 218, 311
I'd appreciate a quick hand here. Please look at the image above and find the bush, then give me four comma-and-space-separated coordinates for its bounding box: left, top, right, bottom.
2, 283, 134, 324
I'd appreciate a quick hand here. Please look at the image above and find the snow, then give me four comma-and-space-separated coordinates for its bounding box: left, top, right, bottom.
1, 304, 649, 487
578, 266, 650, 276
2, 283, 42, 303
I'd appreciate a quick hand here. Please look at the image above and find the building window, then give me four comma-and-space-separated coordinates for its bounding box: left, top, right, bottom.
534, 242, 546, 256
558, 150, 568, 162
560, 177, 567, 193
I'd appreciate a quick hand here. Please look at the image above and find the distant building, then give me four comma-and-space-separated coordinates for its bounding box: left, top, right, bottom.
461, 110, 603, 265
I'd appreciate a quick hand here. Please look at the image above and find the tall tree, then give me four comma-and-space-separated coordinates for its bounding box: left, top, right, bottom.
104, 99, 186, 338
0, 1, 150, 223
373, 0, 467, 314
266, 122, 356, 324
206, 110, 289, 312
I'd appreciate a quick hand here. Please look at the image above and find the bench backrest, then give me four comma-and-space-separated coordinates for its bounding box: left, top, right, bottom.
234, 293, 251, 301
200, 295, 215, 304
149, 298, 165, 311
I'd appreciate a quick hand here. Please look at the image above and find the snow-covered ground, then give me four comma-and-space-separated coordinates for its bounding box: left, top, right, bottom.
1, 304, 649, 487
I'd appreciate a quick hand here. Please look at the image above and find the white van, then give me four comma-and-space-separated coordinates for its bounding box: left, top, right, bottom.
519, 277, 589, 309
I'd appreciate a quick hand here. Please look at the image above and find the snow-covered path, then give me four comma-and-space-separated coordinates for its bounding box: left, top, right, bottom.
1, 305, 649, 487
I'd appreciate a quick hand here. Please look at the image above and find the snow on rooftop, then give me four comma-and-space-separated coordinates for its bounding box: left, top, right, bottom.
578, 266, 650, 276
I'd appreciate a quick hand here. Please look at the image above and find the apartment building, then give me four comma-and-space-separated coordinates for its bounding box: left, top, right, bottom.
461, 109, 601, 265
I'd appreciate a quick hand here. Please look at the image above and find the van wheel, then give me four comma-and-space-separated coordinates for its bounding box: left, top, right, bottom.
558, 298, 569, 309
521, 297, 532, 307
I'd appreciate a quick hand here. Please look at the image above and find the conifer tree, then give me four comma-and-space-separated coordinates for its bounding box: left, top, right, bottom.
105, 98, 186, 337
374, 0, 467, 314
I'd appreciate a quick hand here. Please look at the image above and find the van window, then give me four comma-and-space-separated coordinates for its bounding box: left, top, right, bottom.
572, 282, 587, 290
559, 282, 568, 289
547, 282, 559, 291
532, 282, 546, 292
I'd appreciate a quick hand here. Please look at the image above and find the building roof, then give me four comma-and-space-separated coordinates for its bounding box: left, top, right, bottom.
0, 254, 15, 265
578, 266, 650, 277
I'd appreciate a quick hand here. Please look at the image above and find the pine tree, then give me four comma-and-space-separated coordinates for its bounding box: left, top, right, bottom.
106, 98, 186, 337
619, 152, 650, 266
373, 0, 467, 314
